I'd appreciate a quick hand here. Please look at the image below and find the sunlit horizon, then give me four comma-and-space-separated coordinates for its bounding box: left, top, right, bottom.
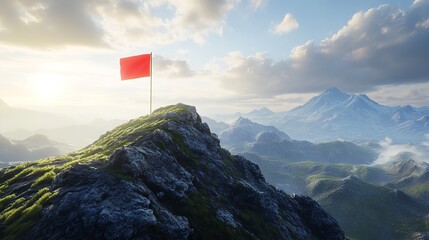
1, 0, 428, 123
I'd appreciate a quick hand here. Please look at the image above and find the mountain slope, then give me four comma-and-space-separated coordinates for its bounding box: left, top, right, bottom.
239, 155, 429, 239
310, 176, 429, 240
248, 139, 376, 164
0, 104, 345, 240
201, 116, 228, 135
382, 159, 429, 203
218, 117, 376, 164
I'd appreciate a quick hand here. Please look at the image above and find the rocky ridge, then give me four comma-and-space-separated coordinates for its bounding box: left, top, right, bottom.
0, 104, 345, 240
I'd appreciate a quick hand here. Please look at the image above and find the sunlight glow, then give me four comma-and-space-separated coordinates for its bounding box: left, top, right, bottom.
33, 74, 61, 100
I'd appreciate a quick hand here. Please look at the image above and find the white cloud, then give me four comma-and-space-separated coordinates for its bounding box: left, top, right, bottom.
162, 0, 239, 44
153, 55, 195, 79
249, 0, 266, 10
374, 137, 429, 164
0, 0, 106, 48
218, 2, 429, 95
416, 17, 429, 28
0, 0, 240, 49
272, 13, 299, 35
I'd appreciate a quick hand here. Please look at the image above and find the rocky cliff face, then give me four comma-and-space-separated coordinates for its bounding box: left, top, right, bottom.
0, 104, 345, 240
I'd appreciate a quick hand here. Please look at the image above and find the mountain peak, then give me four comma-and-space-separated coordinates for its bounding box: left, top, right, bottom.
324, 87, 345, 94
0, 103, 344, 240
248, 107, 274, 115
294, 87, 350, 112
321, 87, 350, 99
221, 117, 291, 145
231, 116, 253, 126
16, 134, 56, 149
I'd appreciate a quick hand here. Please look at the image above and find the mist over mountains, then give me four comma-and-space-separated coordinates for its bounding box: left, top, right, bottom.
0, 134, 75, 166
0, 98, 126, 149
0, 104, 346, 240
202, 104, 429, 239
1, 87, 428, 239
211, 88, 429, 143
0, 98, 75, 132
3, 119, 126, 148
214, 117, 377, 165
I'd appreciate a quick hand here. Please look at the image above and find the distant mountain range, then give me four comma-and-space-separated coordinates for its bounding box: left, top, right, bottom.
3, 118, 126, 148
0, 98, 75, 132
210, 88, 429, 143
208, 110, 429, 239
0, 98, 126, 148
201, 116, 228, 135
218, 117, 291, 145
0, 104, 346, 240
0, 134, 76, 167
209, 117, 377, 165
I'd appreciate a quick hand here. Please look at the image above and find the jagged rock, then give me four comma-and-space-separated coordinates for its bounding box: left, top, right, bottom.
216, 209, 240, 228
412, 232, 429, 240
1, 104, 346, 240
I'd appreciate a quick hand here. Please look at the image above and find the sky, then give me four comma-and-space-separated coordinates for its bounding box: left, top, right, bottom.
0, 0, 429, 122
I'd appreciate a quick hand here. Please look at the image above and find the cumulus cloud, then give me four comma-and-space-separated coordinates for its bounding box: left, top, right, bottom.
160, 0, 239, 44
219, 1, 429, 95
153, 55, 195, 79
272, 13, 299, 35
0, 0, 239, 48
0, 0, 106, 48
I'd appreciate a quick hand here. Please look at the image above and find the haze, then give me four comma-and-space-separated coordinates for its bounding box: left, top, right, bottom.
0, 0, 428, 126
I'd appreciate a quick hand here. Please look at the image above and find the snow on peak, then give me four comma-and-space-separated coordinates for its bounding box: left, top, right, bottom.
231, 117, 254, 126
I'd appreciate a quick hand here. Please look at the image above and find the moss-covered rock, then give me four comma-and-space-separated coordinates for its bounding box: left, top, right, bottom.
0, 104, 346, 240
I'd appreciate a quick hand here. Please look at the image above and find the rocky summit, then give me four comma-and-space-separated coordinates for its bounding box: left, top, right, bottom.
0, 104, 345, 240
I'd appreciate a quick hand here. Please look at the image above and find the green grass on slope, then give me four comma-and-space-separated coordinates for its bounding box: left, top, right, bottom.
403, 182, 429, 203
316, 178, 429, 240
286, 161, 388, 184
0, 104, 191, 239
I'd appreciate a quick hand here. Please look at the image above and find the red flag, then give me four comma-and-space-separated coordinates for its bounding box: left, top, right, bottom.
120, 53, 151, 80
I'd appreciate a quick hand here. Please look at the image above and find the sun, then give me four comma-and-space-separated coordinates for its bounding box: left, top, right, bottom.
33, 75, 61, 100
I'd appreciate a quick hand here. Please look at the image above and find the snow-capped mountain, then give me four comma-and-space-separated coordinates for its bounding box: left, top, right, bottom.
279, 88, 429, 143
277, 88, 429, 142
210, 88, 429, 143
391, 114, 429, 142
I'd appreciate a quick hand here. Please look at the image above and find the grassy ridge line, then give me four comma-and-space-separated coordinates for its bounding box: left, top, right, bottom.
0, 104, 190, 239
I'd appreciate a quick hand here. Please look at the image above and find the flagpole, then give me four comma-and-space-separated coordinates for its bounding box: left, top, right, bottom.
150, 52, 153, 114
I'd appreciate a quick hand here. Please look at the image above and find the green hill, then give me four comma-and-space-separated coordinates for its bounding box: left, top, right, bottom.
310, 176, 429, 240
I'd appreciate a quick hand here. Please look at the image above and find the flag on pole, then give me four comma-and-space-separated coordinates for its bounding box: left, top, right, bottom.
120, 54, 151, 80
120, 53, 154, 114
